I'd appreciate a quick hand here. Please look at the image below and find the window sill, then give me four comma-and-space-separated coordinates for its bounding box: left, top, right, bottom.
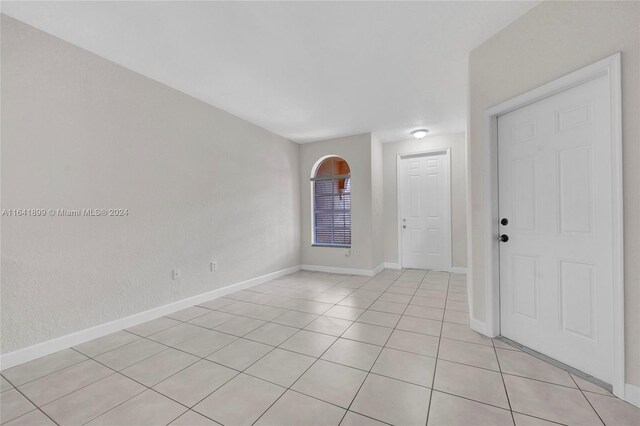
312, 244, 351, 249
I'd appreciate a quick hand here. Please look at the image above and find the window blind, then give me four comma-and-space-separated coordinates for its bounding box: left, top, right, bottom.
313, 175, 351, 246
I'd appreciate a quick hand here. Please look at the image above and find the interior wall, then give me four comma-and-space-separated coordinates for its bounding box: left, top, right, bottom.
371, 135, 384, 268
1, 16, 301, 354
382, 133, 467, 268
468, 1, 640, 387
299, 133, 377, 271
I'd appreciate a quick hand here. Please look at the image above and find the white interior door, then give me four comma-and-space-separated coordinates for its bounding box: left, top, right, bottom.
498, 73, 614, 384
399, 152, 451, 271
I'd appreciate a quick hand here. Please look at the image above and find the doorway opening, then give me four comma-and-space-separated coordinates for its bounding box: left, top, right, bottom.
397, 148, 452, 271
480, 53, 624, 397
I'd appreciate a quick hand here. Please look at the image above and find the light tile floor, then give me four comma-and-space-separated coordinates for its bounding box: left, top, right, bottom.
2, 270, 639, 425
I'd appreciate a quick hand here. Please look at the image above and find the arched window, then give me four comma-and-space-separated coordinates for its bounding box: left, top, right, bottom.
311, 156, 351, 247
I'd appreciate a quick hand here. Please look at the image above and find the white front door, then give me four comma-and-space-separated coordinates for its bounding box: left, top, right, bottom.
498, 73, 614, 384
399, 152, 451, 271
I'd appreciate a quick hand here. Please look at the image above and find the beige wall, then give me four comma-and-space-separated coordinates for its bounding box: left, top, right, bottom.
371, 135, 385, 268
300, 133, 382, 272
382, 133, 467, 268
468, 1, 640, 386
1, 16, 301, 353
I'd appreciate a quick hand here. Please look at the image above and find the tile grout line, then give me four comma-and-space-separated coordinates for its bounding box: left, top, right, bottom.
337, 270, 428, 425
249, 272, 402, 426
1, 355, 92, 390
81, 277, 361, 426
23, 362, 122, 413
67, 291, 351, 426
340, 274, 426, 424
509, 410, 568, 426
0, 375, 61, 426
5, 273, 499, 426
76, 312, 328, 426
163, 405, 224, 426
18, 351, 126, 416
5, 290, 462, 397
568, 372, 607, 426
89, 272, 608, 426
69, 349, 190, 425
184, 272, 401, 424
52, 273, 366, 426
125, 302, 586, 425
159, 278, 462, 341
187, 334, 291, 417
4, 270, 476, 426
424, 271, 451, 426
427, 389, 520, 415
491, 335, 517, 425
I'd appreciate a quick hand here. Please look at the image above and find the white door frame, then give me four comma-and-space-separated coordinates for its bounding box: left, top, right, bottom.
396, 148, 452, 271
480, 53, 624, 397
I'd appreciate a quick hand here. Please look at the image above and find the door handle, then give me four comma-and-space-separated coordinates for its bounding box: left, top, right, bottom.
499, 234, 509, 242
403, 225, 407, 229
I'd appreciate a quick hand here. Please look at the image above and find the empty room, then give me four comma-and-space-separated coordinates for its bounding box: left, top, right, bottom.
1, 1, 639, 425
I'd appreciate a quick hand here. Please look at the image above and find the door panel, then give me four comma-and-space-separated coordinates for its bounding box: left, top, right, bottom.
425, 174, 439, 218
498, 73, 613, 384
512, 254, 539, 320
558, 146, 593, 235
559, 260, 596, 340
400, 153, 451, 270
511, 157, 537, 233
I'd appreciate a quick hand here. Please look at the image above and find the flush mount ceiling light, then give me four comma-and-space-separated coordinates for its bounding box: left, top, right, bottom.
411, 129, 429, 139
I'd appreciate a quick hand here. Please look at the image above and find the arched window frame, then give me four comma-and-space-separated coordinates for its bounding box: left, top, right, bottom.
311, 156, 351, 247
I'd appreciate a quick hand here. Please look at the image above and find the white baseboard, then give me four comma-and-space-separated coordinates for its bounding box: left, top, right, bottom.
624, 383, 640, 408
372, 263, 385, 275
5, 260, 639, 409
470, 317, 498, 338
301, 264, 380, 277
0, 265, 300, 370
469, 318, 489, 335
381, 263, 466, 273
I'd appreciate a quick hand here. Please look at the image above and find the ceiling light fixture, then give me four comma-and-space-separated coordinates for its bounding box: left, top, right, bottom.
411, 129, 429, 139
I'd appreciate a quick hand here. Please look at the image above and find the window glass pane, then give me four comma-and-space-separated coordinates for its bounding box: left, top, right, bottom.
312, 157, 351, 246
336, 177, 350, 193
315, 212, 333, 228
315, 228, 333, 244
333, 194, 351, 211
333, 229, 351, 245
315, 158, 334, 178
314, 157, 350, 178
334, 158, 350, 175
314, 195, 333, 210
314, 179, 333, 195
333, 212, 350, 228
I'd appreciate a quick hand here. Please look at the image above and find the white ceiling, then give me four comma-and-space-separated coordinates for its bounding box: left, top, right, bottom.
2, 1, 539, 143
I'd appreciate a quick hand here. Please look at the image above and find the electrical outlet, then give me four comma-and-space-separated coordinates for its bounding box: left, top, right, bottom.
173, 269, 181, 280
210, 261, 217, 272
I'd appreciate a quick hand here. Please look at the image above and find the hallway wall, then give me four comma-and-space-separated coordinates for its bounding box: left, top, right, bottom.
1, 16, 301, 354
299, 134, 378, 273
382, 133, 467, 269
467, 1, 640, 388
